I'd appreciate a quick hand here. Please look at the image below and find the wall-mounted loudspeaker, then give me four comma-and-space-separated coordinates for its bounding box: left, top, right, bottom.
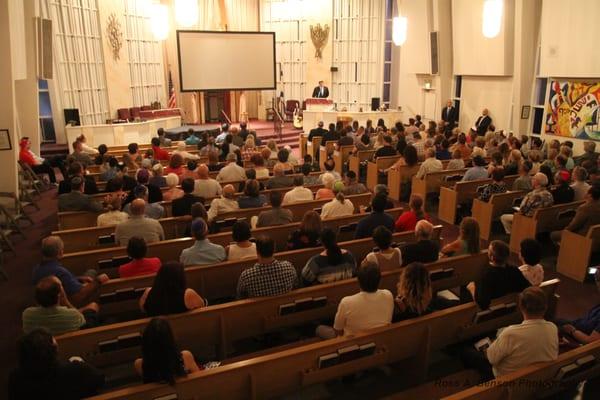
430, 31, 439, 75
36, 18, 53, 79
64, 109, 81, 126
371, 97, 380, 111
330, 66, 338, 72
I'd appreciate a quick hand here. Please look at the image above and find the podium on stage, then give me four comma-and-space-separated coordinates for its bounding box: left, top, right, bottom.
305, 98, 334, 111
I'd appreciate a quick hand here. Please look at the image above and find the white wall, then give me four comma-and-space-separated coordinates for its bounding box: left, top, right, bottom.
452, 0, 514, 76
459, 76, 513, 132
540, 0, 600, 78
400, 0, 432, 74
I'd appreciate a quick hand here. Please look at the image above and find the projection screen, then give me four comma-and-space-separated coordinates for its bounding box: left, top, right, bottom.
177, 30, 276, 92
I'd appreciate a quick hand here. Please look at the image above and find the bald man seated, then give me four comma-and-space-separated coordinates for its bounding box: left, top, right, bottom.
193, 164, 222, 199
32, 236, 109, 308
207, 184, 240, 222
115, 199, 165, 246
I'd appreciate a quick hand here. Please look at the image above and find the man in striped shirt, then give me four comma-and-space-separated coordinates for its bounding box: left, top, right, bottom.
22, 276, 99, 336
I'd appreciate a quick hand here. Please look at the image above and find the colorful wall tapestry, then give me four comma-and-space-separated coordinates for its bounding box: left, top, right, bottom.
545, 80, 600, 140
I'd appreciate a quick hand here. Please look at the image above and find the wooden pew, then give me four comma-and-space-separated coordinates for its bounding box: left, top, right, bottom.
53, 217, 190, 253
366, 155, 401, 191
471, 191, 526, 241
556, 224, 600, 282
411, 168, 468, 207
57, 247, 478, 370
84, 304, 480, 400
299, 133, 308, 159
306, 136, 322, 161
60, 210, 420, 277
80, 279, 560, 400
332, 145, 355, 174
93, 226, 442, 317
509, 201, 585, 253
438, 175, 518, 225
55, 207, 403, 254
443, 340, 600, 400
348, 150, 376, 178
388, 164, 420, 201
318, 141, 337, 171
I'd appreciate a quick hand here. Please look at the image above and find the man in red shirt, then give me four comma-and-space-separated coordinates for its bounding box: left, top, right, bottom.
19, 137, 65, 183
151, 137, 170, 161
118, 236, 162, 278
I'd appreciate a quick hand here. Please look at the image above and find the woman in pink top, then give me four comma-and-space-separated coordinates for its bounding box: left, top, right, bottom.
119, 237, 162, 278
395, 194, 430, 232
315, 172, 336, 200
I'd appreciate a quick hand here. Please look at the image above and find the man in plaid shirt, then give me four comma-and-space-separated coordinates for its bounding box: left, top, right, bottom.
236, 236, 299, 298
500, 172, 553, 234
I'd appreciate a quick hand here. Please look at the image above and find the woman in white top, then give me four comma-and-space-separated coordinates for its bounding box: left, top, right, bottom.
162, 173, 184, 202
76, 134, 99, 155
97, 195, 128, 226
173, 141, 200, 160
320, 182, 354, 220
251, 154, 270, 179
226, 220, 257, 260
362, 226, 402, 271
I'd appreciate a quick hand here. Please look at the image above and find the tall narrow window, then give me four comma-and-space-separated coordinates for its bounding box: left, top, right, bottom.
39, 79, 56, 142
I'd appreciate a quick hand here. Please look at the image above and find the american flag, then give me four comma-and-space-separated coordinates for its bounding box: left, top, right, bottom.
167, 69, 177, 108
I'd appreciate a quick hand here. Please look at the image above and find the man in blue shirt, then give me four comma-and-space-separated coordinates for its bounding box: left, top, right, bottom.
180, 218, 226, 267
461, 155, 489, 181
354, 194, 395, 239
32, 236, 109, 308
185, 128, 201, 145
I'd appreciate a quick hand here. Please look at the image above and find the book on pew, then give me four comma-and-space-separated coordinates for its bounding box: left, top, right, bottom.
318, 352, 339, 369
294, 298, 314, 312
98, 259, 113, 270
429, 268, 455, 281
313, 296, 327, 308
112, 256, 131, 267
98, 234, 115, 245
118, 332, 142, 349
279, 303, 296, 316
337, 344, 361, 363
474, 304, 508, 323
555, 363, 580, 381
358, 342, 376, 357
575, 355, 597, 372
98, 338, 119, 353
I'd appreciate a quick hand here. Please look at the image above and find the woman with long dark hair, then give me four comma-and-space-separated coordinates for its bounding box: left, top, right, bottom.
139, 261, 205, 316
301, 228, 356, 285
287, 211, 322, 250
394, 194, 430, 232
134, 318, 200, 384
441, 217, 481, 257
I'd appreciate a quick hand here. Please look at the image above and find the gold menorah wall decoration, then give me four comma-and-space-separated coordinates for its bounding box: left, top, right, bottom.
310, 23, 330, 59
106, 13, 123, 61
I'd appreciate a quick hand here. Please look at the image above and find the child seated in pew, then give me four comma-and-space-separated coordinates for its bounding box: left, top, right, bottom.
119, 237, 162, 279
139, 262, 206, 317
441, 217, 481, 257
446, 149, 465, 170
518, 239, 544, 286
134, 318, 201, 384
362, 226, 402, 271
394, 262, 458, 322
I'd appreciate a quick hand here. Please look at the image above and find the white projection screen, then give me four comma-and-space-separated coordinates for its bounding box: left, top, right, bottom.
177, 31, 276, 91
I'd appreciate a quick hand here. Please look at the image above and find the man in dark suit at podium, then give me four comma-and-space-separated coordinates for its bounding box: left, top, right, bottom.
312, 81, 329, 98
442, 99, 458, 130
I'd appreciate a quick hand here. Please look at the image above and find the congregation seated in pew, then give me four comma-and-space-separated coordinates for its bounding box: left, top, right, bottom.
192, 163, 222, 199
362, 226, 402, 271
179, 219, 226, 267
500, 172, 553, 234
400, 220, 440, 266
96, 194, 128, 226
172, 178, 203, 216
237, 179, 267, 208
301, 228, 356, 286
518, 238, 544, 286
162, 172, 184, 201
139, 261, 206, 317
256, 191, 294, 227
267, 163, 294, 189
115, 198, 165, 246
236, 236, 299, 299
441, 217, 481, 257
225, 220, 257, 261
283, 175, 314, 204
119, 236, 162, 279
320, 183, 354, 220
33, 236, 109, 308
355, 193, 396, 239
477, 166, 508, 202
286, 210, 322, 250
134, 318, 201, 384
394, 194, 429, 232
58, 175, 103, 213
123, 183, 165, 220
206, 184, 239, 222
